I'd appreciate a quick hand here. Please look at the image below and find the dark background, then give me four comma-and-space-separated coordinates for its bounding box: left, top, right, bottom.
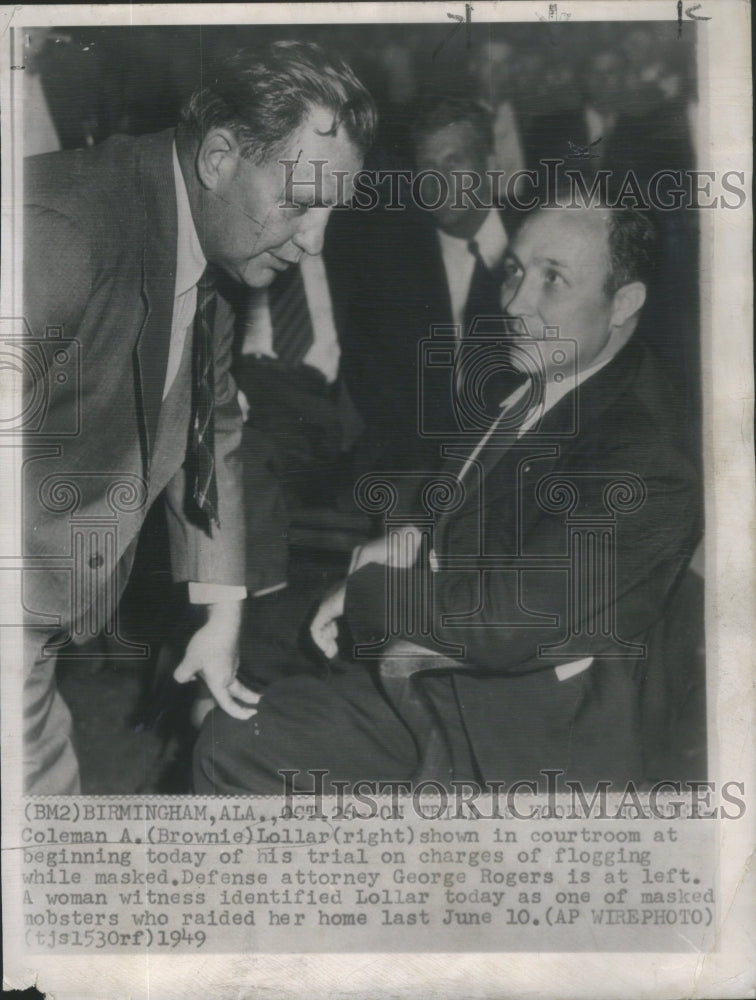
25, 20, 697, 156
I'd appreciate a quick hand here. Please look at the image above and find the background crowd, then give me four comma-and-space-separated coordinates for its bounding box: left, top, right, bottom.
26, 21, 697, 161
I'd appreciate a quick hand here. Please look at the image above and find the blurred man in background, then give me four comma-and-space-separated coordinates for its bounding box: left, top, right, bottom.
335, 95, 516, 511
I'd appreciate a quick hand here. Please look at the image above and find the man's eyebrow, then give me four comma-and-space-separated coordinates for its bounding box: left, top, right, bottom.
534, 255, 572, 271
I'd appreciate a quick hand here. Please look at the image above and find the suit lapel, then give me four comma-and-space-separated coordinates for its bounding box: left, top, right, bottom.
434, 339, 645, 544
133, 130, 179, 477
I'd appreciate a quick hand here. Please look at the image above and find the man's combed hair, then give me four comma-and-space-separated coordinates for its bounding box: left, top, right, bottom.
181, 40, 377, 162
605, 208, 659, 296
410, 94, 494, 155
534, 182, 660, 297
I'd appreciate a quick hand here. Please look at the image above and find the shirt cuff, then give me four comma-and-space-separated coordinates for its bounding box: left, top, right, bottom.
554, 657, 594, 682
251, 581, 289, 598
188, 582, 248, 604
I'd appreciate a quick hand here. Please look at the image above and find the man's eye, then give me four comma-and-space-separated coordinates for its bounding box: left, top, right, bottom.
502, 261, 521, 282
544, 269, 566, 288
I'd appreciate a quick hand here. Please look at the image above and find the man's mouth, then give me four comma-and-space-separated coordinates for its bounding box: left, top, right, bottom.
269, 253, 300, 272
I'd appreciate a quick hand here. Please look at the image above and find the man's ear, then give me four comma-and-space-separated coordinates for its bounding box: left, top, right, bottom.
195, 128, 238, 191
610, 281, 647, 328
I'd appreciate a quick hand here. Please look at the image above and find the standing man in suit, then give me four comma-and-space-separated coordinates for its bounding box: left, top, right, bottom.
194, 201, 702, 794
335, 95, 514, 496
22, 40, 375, 793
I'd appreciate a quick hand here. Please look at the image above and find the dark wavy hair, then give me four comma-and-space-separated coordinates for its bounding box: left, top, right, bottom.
604, 207, 659, 296
181, 40, 377, 163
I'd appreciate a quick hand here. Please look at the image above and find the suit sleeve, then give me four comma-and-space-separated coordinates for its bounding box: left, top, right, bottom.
344, 438, 702, 673
163, 294, 246, 589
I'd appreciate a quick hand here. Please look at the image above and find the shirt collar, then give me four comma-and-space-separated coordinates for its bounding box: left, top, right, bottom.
436, 208, 508, 268
173, 141, 206, 297
473, 208, 508, 268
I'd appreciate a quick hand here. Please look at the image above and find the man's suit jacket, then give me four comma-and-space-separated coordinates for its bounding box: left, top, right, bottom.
23, 129, 245, 633
344, 337, 703, 784
330, 205, 514, 486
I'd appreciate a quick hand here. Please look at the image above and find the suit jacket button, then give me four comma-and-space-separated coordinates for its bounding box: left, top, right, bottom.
89, 553, 104, 569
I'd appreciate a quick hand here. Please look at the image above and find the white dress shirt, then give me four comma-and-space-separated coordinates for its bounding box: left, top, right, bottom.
584, 106, 617, 148
436, 209, 509, 329
169, 145, 246, 604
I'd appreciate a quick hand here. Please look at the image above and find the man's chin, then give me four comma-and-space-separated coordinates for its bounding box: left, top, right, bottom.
238, 262, 278, 289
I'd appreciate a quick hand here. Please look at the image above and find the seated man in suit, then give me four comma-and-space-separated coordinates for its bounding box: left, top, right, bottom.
334, 95, 514, 500
194, 199, 702, 795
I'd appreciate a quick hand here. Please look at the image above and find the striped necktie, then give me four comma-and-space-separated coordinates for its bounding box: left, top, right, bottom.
191, 268, 219, 528
269, 265, 314, 365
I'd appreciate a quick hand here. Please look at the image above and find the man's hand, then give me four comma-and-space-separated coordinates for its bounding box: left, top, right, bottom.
173, 601, 259, 719
310, 527, 421, 659
310, 582, 346, 659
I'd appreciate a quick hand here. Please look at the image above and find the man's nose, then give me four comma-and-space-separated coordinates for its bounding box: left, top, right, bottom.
292, 208, 330, 257
502, 272, 535, 316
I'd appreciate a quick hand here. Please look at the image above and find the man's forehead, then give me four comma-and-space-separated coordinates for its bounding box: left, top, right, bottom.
275, 109, 362, 201
417, 120, 481, 155
282, 106, 352, 158
514, 208, 610, 261
283, 118, 360, 170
